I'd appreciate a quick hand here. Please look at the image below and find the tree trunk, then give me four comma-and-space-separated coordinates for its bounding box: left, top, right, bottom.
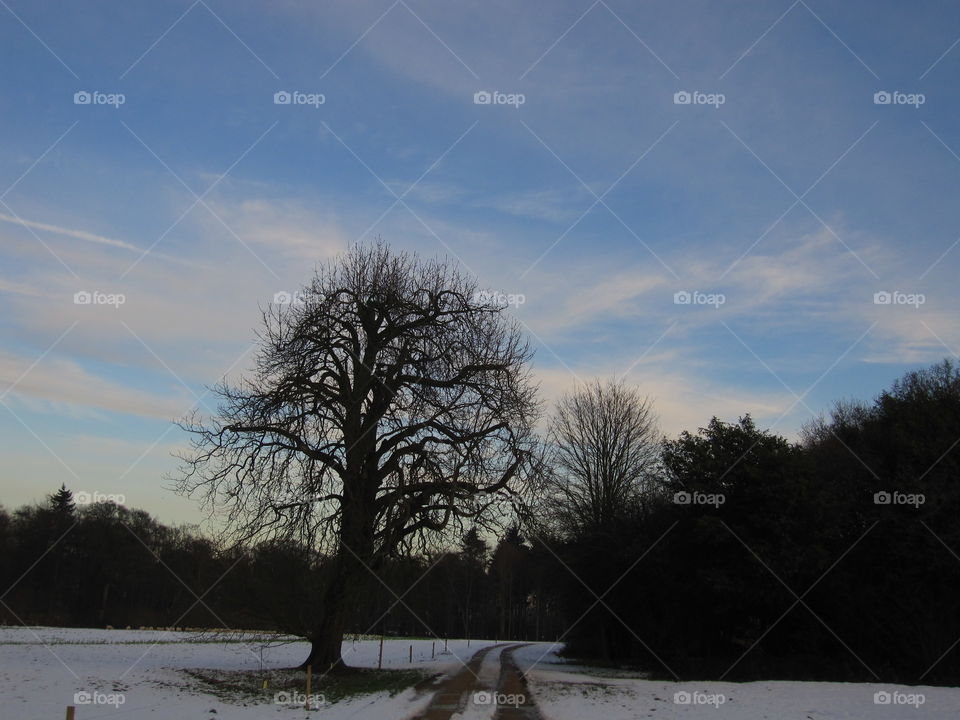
299, 479, 376, 672
98, 583, 110, 624
299, 560, 352, 671
300, 613, 348, 671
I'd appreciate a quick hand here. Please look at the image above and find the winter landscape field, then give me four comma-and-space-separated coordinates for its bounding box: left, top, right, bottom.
4, 628, 960, 719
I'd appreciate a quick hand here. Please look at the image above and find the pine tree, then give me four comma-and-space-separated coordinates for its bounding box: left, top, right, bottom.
48, 484, 75, 516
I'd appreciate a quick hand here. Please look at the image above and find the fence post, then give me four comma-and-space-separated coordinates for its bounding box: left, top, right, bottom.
378, 634, 384, 670
306, 664, 312, 710
65, 707, 76, 720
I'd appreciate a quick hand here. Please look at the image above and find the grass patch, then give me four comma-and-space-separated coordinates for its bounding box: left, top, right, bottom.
551, 653, 651, 679
565, 665, 651, 680
183, 666, 432, 707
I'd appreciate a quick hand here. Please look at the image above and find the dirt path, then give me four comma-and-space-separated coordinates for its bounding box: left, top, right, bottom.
413, 643, 503, 720
412, 642, 542, 720
493, 644, 541, 720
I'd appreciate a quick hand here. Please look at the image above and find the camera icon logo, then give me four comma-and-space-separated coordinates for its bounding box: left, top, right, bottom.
273, 291, 293, 305
673, 491, 691, 505
74, 290, 92, 305
74, 91, 92, 105
873, 91, 892, 105
874, 691, 891, 704
673, 91, 692, 105
674, 290, 692, 305
674, 691, 692, 704
274, 91, 292, 105
74, 691, 92, 705
874, 491, 891, 505
473, 691, 492, 705
873, 291, 892, 305
474, 90, 492, 105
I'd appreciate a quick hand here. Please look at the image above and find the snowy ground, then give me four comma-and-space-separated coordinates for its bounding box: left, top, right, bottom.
2, 627, 960, 719
0, 626, 496, 720
513, 644, 960, 719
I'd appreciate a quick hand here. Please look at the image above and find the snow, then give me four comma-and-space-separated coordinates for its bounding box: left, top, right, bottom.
512, 644, 960, 720
0, 626, 497, 720
3, 628, 960, 719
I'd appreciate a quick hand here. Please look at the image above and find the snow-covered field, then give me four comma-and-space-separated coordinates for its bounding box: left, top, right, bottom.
2, 627, 959, 719
514, 644, 960, 719
0, 626, 496, 719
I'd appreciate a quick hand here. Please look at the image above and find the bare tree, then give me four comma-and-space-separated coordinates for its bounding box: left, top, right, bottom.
541, 380, 660, 535
175, 242, 540, 670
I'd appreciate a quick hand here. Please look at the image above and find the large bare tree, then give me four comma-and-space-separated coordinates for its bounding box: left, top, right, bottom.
176, 243, 540, 670
542, 380, 660, 534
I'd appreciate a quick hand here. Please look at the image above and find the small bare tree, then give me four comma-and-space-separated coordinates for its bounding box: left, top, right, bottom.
176, 242, 540, 670
542, 380, 660, 535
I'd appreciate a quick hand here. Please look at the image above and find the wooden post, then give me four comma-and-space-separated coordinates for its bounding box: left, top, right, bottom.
444, 637, 448, 652
432, 641, 435, 659
408, 644, 412, 663
305, 664, 312, 710
65, 708, 76, 720
378, 634, 384, 670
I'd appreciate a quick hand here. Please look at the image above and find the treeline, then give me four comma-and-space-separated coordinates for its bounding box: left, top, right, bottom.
0, 497, 224, 629
0, 494, 562, 642
540, 359, 960, 684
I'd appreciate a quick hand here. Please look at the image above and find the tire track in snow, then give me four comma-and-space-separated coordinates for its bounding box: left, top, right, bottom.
493, 644, 541, 720
413, 643, 505, 720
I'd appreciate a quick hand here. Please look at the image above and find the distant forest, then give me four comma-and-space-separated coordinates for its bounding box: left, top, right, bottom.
2, 358, 959, 685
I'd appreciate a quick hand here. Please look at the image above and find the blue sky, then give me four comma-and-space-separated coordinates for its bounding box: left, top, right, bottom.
1, 0, 959, 523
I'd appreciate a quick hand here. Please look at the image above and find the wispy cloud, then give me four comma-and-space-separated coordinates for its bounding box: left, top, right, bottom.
0, 349, 192, 421
0, 212, 141, 252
